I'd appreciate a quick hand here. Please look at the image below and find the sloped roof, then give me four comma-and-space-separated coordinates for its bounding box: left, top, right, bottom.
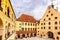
16, 14, 40, 23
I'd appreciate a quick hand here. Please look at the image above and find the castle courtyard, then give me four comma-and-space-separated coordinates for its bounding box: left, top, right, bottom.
17, 37, 54, 40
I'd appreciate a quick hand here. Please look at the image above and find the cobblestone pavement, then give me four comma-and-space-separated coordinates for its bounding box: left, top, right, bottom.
17, 37, 54, 40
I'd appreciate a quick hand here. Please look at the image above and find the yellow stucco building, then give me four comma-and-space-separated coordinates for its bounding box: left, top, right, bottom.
37, 5, 60, 40
0, 0, 16, 40
16, 14, 39, 39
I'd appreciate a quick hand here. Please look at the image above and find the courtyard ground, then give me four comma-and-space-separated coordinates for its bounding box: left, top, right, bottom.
17, 37, 54, 40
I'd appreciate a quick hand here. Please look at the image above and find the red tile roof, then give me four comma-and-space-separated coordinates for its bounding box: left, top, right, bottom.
16, 14, 40, 23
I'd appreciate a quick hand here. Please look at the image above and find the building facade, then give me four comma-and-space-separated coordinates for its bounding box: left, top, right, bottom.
0, 0, 16, 40
16, 14, 39, 39
37, 5, 60, 40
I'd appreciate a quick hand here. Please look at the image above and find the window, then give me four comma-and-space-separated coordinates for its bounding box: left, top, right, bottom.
0, 0, 1, 6
41, 27, 43, 29
46, 15, 48, 17
35, 24, 37, 26
44, 19, 45, 21
19, 26, 21, 28
44, 27, 45, 29
49, 11, 50, 13
33, 28, 34, 30
25, 23, 27, 25
55, 21, 57, 24
51, 14, 53, 16
56, 37, 59, 40
55, 17, 57, 19
28, 23, 29, 26
44, 23, 45, 25
0, 0, 3, 11
41, 23, 43, 25
48, 22, 50, 25
22, 28, 24, 31
38, 34, 39, 35
38, 31, 39, 32
49, 18, 51, 20
19, 24, 21, 25
55, 27, 57, 29
7, 7, 10, 18
49, 27, 51, 29
58, 32, 60, 35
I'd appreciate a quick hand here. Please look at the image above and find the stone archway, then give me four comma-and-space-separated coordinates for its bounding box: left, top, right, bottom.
47, 31, 54, 39
0, 18, 3, 40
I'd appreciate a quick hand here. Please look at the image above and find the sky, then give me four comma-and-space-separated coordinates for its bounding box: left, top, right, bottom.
10, 0, 60, 20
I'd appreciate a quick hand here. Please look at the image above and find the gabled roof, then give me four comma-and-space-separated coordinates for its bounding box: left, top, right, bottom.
16, 14, 40, 23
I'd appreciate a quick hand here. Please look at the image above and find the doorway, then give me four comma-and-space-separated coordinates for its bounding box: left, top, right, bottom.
47, 31, 54, 38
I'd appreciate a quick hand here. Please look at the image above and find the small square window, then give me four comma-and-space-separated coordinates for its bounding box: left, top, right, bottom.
38, 31, 39, 32
44, 27, 45, 29
55, 17, 57, 19
44, 23, 45, 25
49, 22, 51, 25
51, 14, 53, 16
58, 32, 60, 35
55, 27, 57, 29
44, 19, 45, 21
49, 11, 50, 13
41, 23, 43, 25
49, 27, 51, 29
55, 22, 57, 24
47, 15, 48, 17
41, 27, 43, 29
49, 18, 51, 20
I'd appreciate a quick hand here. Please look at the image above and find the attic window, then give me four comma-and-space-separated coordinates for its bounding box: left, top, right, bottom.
49, 11, 50, 13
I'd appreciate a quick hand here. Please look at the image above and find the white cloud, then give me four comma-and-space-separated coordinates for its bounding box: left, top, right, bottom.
32, 5, 48, 20
23, 0, 32, 3
11, 0, 60, 20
